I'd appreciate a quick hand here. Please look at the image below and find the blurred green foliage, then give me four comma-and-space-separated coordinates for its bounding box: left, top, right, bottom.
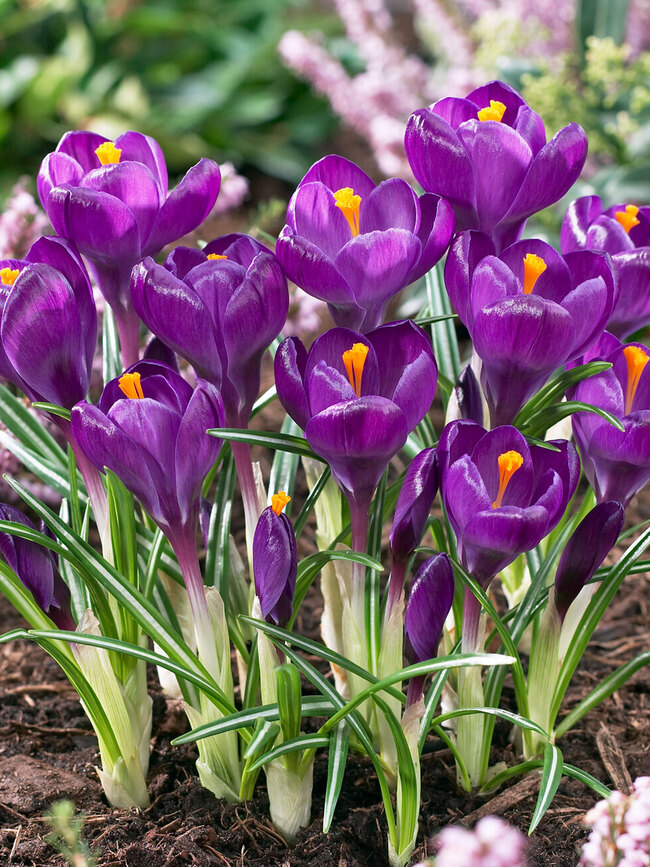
0, 0, 340, 193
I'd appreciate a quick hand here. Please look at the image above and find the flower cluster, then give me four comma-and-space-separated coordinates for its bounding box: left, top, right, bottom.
580, 778, 650, 867
414, 816, 528, 867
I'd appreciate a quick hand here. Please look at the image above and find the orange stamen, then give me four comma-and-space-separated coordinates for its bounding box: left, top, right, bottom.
615, 204, 640, 234
207, 253, 228, 260
333, 187, 361, 237
623, 345, 649, 415
271, 491, 291, 516
95, 141, 122, 165
477, 100, 506, 122
342, 342, 369, 397
118, 371, 144, 400
0, 267, 20, 286
522, 253, 547, 295
491, 450, 524, 509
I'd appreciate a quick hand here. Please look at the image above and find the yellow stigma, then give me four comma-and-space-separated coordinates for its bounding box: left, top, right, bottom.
271, 491, 291, 516
623, 345, 649, 415
207, 253, 228, 260
477, 100, 506, 122
333, 187, 361, 237
118, 371, 144, 400
491, 450, 524, 509
342, 342, 369, 397
0, 267, 20, 286
95, 141, 122, 166
522, 253, 547, 295
615, 204, 640, 234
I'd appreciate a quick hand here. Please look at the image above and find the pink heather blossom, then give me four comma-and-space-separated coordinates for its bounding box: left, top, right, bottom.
412, 816, 528, 867
0, 178, 50, 260
580, 777, 650, 867
210, 162, 248, 215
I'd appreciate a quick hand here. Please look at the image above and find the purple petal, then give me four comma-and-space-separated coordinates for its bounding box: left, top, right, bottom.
307, 360, 357, 417
456, 121, 532, 234
608, 249, 650, 338
0, 505, 55, 614
390, 447, 438, 561
469, 256, 520, 324
430, 97, 479, 129
174, 380, 224, 523
297, 154, 375, 198
452, 363, 484, 426
586, 216, 634, 254
442, 454, 492, 540
443, 230, 496, 328
437, 419, 486, 476
512, 106, 546, 155
410, 194, 455, 283
305, 397, 408, 505
47, 185, 141, 266
143, 158, 221, 256
290, 182, 351, 259
275, 226, 355, 307
554, 501, 624, 620
360, 178, 419, 233
131, 257, 222, 383
404, 553, 454, 662
274, 337, 310, 430
470, 425, 533, 508
498, 239, 571, 304
55, 131, 110, 172
114, 130, 168, 194
37, 152, 84, 212
465, 81, 527, 126
306, 328, 379, 397
405, 109, 477, 228
561, 196, 604, 253
80, 162, 163, 248
253, 508, 297, 627
204, 233, 271, 268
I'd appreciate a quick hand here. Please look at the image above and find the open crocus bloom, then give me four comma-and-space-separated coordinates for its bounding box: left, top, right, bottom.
38, 131, 221, 363
444, 231, 619, 425
276, 155, 455, 332
131, 233, 288, 427
437, 420, 579, 586
571, 335, 650, 506
274, 320, 437, 512
71, 360, 224, 536
405, 80, 587, 251
0, 235, 96, 408
561, 196, 650, 338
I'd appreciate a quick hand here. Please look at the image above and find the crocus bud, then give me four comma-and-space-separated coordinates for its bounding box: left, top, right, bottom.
253, 493, 297, 627
0, 505, 74, 629
554, 501, 624, 621
404, 553, 455, 664
390, 448, 437, 563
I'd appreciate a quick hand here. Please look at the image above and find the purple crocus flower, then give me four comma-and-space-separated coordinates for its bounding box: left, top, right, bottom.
390, 447, 438, 565
444, 231, 619, 425
274, 320, 437, 546
405, 80, 588, 251
0, 235, 96, 407
437, 420, 579, 588
38, 130, 221, 364
404, 552, 455, 705
253, 492, 297, 628
131, 233, 288, 427
561, 196, 650, 338
0, 504, 74, 630
71, 360, 224, 539
275, 155, 455, 331
571, 336, 650, 506
554, 501, 624, 621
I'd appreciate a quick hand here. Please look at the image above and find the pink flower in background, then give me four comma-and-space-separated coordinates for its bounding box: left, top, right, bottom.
210, 162, 249, 215
0, 178, 50, 260
580, 777, 650, 867
413, 816, 528, 867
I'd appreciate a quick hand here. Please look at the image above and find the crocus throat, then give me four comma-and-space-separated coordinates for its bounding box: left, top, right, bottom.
207, 253, 228, 260
95, 141, 122, 165
522, 253, 547, 295
0, 268, 20, 286
491, 450, 524, 509
118, 371, 144, 400
623, 345, 649, 415
615, 204, 640, 234
271, 491, 291, 515
477, 100, 506, 122
342, 342, 369, 397
333, 187, 361, 237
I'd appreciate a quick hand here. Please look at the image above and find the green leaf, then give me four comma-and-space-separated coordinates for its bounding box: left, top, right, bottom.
430, 705, 548, 737
247, 733, 329, 771
242, 719, 281, 761
529, 744, 563, 834
208, 427, 323, 460
514, 362, 612, 427
276, 663, 302, 744
292, 464, 331, 538
102, 307, 122, 386
0, 382, 66, 465
522, 400, 624, 439
30, 402, 72, 421
0, 433, 82, 500
268, 416, 301, 515
323, 722, 349, 833
425, 264, 460, 386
